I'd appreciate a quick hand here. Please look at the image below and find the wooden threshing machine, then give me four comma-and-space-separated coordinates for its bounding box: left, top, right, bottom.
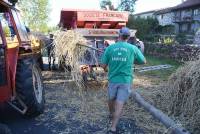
59, 9, 136, 82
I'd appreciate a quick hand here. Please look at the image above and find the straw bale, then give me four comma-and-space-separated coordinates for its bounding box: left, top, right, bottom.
142, 58, 200, 133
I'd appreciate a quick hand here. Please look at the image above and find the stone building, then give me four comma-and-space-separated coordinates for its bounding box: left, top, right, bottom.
133, 0, 200, 34
172, 0, 200, 34
154, 7, 174, 26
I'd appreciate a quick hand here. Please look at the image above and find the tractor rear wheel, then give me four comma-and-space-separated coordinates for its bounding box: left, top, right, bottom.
16, 58, 45, 117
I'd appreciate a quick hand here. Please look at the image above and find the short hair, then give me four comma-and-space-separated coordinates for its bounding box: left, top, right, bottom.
121, 34, 130, 40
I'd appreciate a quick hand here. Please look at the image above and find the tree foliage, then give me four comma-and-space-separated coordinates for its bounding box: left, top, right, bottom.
117, 0, 137, 14
100, 0, 115, 10
17, 0, 50, 33
127, 16, 159, 40
100, 0, 136, 13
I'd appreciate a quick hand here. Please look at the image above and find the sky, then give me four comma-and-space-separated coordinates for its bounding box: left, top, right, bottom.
49, 0, 183, 26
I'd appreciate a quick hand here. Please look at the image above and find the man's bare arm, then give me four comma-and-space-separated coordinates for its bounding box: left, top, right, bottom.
143, 58, 147, 64
134, 58, 147, 65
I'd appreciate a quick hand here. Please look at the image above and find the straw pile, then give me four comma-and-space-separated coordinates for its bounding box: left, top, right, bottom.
165, 59, 199, 133
143, 57, 200, 133
53, 30, 88, 88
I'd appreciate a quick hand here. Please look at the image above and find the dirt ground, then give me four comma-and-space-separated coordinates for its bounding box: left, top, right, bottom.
0, 71, 147, 134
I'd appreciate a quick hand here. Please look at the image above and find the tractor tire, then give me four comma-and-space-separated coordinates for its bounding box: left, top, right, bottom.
0, 123, 12, 134
37, 56, 44, 71
16, 58, 45, 117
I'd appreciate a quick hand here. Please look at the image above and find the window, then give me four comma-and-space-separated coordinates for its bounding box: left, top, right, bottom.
194, 8, 200, 16
0, 11, 19, 46
11, 9, 29, 42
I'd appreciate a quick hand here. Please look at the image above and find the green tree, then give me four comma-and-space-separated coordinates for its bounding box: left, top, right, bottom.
117, 0, 137, 14
17, 0, 50, 33
127, 16, 159, 40
100, 0, 136, 12
100, 0, 115, 10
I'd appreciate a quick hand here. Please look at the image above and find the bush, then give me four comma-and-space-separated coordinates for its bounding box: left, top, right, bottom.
127, 16, 159, 40
163, 37, 174, 45
175, 33, 186, 44
144, 34, 161, 42
162, 25, 175, 34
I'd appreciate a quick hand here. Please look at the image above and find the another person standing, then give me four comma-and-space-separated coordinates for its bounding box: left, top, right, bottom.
129, 36, 144, 53
101, 27, 146, 133
47, 34, 55, 70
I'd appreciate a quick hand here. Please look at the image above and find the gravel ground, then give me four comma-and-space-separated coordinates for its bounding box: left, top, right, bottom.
0, 71, 145, 134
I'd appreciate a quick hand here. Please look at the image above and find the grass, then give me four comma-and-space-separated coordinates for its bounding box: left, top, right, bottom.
135, 55, 182, 85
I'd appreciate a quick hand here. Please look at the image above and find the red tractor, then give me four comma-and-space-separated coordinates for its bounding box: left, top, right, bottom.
0, 0, 44, 116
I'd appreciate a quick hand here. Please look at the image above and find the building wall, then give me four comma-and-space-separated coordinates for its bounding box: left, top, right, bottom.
156, 13, 174, 26
173, 7, 200, 33
134, 6, 200, 34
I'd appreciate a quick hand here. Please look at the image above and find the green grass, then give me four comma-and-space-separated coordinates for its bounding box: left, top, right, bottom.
145, 55, 181, 68
135, 55, 182, 84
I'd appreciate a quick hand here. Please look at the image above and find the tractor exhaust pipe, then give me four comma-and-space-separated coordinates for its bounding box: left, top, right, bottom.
131, 91, 190, 134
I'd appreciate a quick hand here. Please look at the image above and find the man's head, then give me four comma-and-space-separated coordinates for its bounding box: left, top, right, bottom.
119, 27, 130, 41
49, 34, 54, 39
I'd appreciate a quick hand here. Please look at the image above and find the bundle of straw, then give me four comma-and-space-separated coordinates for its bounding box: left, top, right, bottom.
152, 57, 200, 133
53, 30, 88, 88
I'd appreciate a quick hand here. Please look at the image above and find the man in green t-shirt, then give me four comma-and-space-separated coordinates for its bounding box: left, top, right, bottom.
101, 27, 146, 133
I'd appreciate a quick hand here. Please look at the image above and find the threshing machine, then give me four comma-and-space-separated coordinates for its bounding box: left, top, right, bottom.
59, 9, 136, 82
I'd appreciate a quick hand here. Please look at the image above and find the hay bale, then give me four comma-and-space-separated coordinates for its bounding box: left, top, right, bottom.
152, 57, 200, 133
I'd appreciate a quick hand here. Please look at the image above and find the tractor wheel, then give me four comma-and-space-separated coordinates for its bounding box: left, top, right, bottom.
37, 56, 44, 71
16, 58, 45, 117
0, 123, 12, 134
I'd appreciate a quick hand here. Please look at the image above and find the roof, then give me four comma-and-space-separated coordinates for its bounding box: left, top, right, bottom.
172, 0, 200, 10
133, 10, 157, 16
154, 7, 174, 15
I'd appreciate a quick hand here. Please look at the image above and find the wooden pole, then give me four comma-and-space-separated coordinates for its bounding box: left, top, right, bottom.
77, 43, 103, 52
131, 91, 190, 134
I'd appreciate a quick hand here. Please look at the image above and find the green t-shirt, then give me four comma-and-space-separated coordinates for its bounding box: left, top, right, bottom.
101, 41, 145, 83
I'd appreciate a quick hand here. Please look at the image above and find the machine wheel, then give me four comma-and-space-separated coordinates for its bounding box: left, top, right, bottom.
16, 58, 45, 117
0, 123, 12, 134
